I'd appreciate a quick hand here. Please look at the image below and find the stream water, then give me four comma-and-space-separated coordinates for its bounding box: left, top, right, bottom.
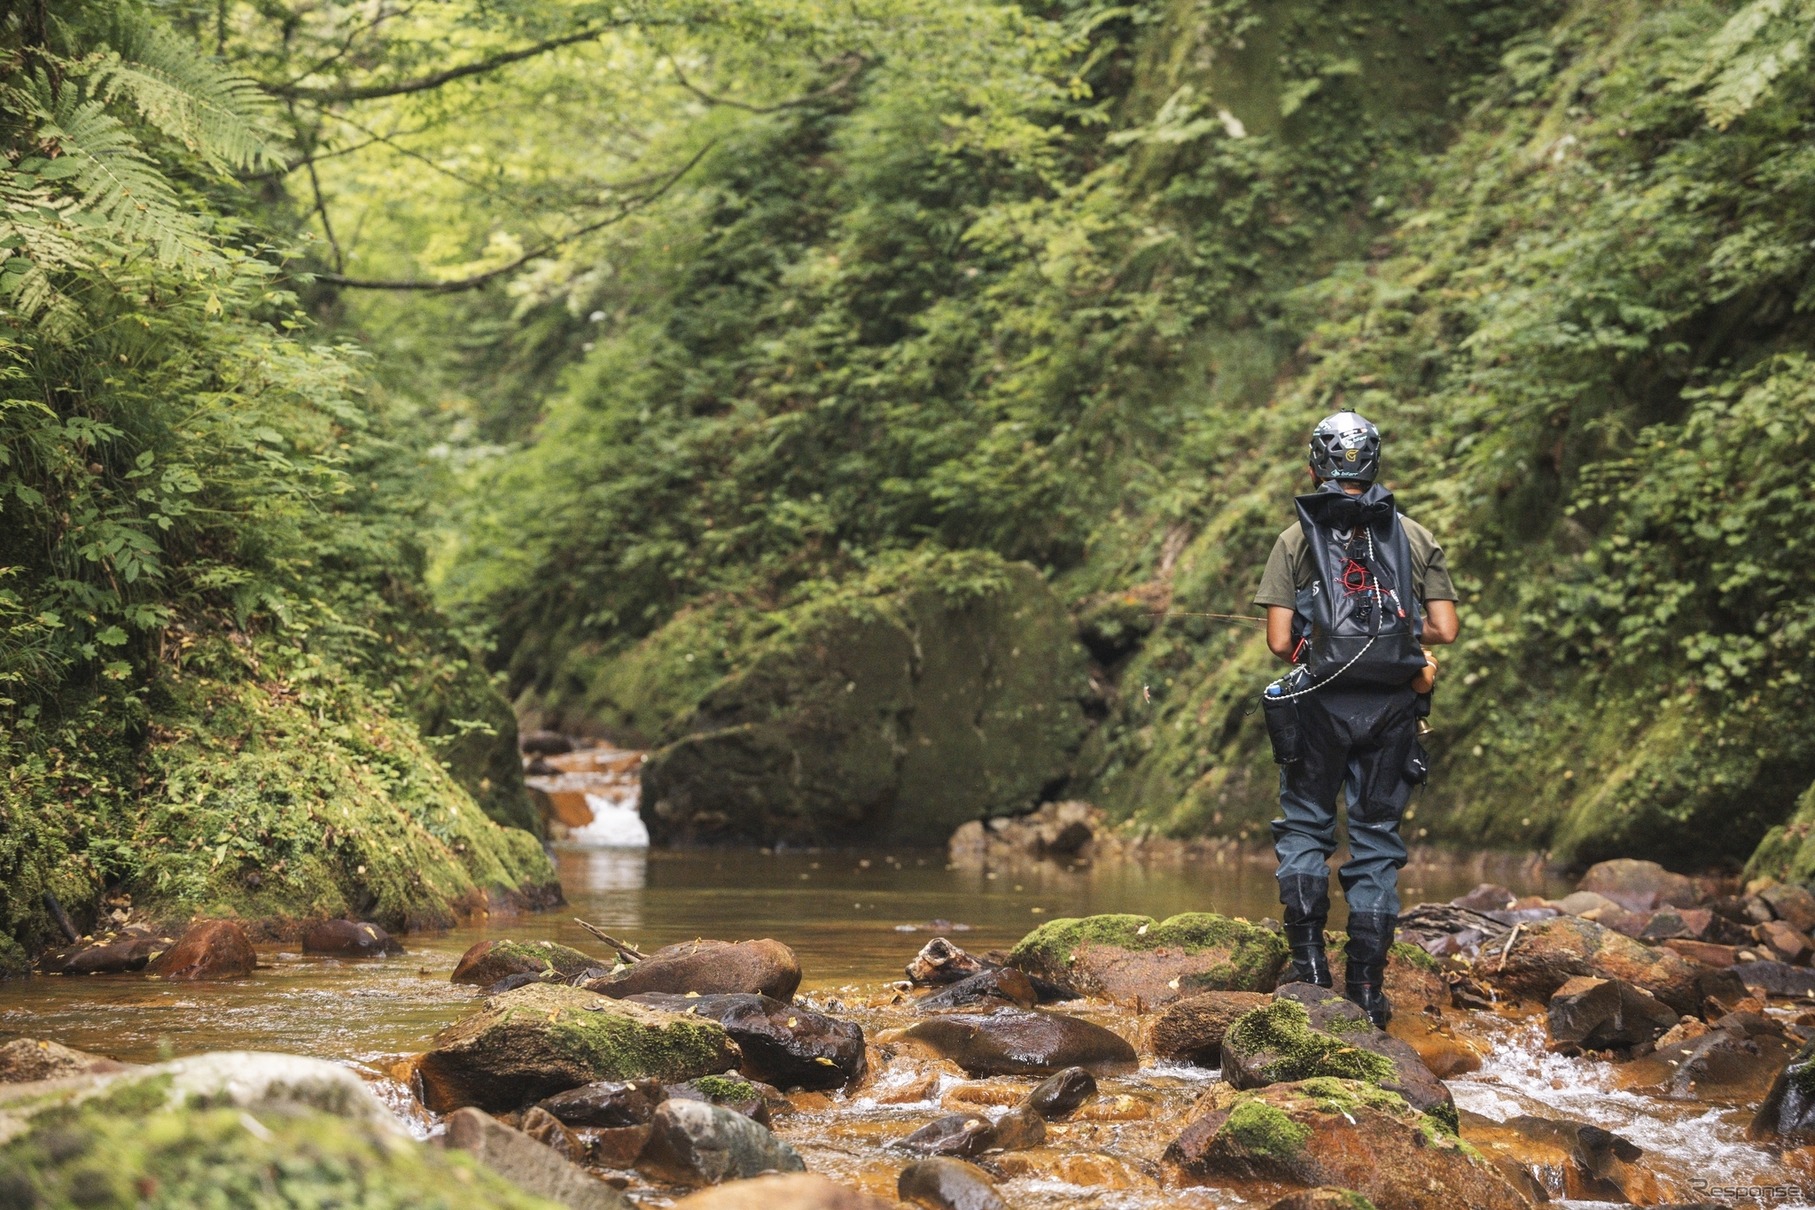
0, 753, 1801, 1208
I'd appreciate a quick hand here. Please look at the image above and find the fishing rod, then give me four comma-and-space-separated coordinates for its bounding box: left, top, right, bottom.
1154, 610, 1267, 627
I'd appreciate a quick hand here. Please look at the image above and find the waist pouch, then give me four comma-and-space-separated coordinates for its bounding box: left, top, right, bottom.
1262, 689, 1302, 765
1404, 738, 1430, 786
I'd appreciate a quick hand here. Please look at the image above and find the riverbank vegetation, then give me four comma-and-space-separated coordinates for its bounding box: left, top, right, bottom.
5, 0, 1815, 957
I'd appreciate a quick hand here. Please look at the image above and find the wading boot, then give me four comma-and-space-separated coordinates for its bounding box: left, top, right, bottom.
1344, 911, 1396, 1027
1278, 874, 1332, 989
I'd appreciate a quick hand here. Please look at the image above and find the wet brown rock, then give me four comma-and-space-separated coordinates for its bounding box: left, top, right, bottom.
1163, 1080, 1530, 1210
0, 1038, 127, 1083
896, 1010, 1137, 1077
520, 1104, 587, 1164
1150, 990, 1272, 1066
1008, 913, 1288, 1006
1751, 1036, 1815, 1142
1661, 939, 1739, 968
1760, 920, 1815, 964
418, 983, 741, 1112
894, 1111, 996, 1157
1460, 1109, 1662, 1204
580, 1125, 653, 1168
989, 1106, 1046, 1150
1452, 884, 1515, 912
914, 968, 1038, 1012
1734, 959, 1815, 997
539, 1079, 667, 1128
676, 1174, 891, 1210
149, 919, 255, 981
1577, 859, 1701, 912
626, 993, 863, 1090
1025, 1066, 1096, 1119
667, 1076, 776, 1127
1484, 916, 1707, 1013
301, 919, 401, 957
907, 938, 989, 986
450, 939, 602, 987
1265, 1191, 1382, 1210
639, 1098, 805, 1185
1385, 1015, 1483, 1078
1545, 975, 1680, 1052
441, 1106, 632, 1210
1617, 1019, 1800, 1103
1762, 884, 1815, 933
589, 940, 801, 1002
897, 1158, 1006, 1210
1638, 908, 1714, 943
40, 925, 173, 975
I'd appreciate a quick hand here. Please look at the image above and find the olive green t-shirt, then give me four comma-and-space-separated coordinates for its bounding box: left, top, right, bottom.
1252, 516, 1457, 610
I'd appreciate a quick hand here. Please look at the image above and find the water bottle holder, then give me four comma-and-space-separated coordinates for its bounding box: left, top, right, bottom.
1263, 693, 1303, 765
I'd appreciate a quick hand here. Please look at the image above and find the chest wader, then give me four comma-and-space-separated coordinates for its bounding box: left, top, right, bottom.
1263, 482, 1428, 1026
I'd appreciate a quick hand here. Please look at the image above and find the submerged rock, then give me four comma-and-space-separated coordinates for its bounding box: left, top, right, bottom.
627, 992, 863, 1089
1151, 990, 1274, 1066
1545, 975, 1680, 1052
443, 1105, 629, 1209
39, 925, 173, 975
1163, 1078, 1530, 1210
302, 919, 401, 957
894, 1111, 997, 1157
1025, 1067, 1096, 1119
1221, 992, 1453, 1123
149, 919, 255, 981
588, 939, 801, 1001
896, 1010, 1137, 1077
989, 1106, 1047, 1150
897, 1157, 1007, 1210
1484, 916, 1707, 1013
638, 1098, 805, 1185
451, 939, 601, 987
675, 1174, 891, 1209
1008, 912, 1288, 1004
417, 983, 741, 1111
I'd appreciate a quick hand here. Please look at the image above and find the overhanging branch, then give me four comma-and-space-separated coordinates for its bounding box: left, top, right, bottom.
265, 24, 629, 103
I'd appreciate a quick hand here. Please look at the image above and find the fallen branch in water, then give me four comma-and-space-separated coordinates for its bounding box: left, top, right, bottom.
575, 918, 648, 963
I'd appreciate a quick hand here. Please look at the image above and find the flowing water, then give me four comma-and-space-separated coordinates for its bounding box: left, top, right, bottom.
0, 750, 1801, 1207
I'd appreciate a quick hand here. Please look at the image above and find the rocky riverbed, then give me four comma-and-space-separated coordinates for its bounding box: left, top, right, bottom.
6, 855, 1815, 1208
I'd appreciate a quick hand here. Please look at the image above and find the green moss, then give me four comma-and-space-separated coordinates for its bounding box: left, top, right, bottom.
543, 1003, 734, 1082
1224, 1099, 1312, 1159
1223, 1001, 1398, 1087
1388, 941, 1438, 973
1290, 1076, 1461, 1141
1010, 912, 1286, 980
692, 1074, 758, 1102
0, 1096, 563, 1210
486, 940, 596, 976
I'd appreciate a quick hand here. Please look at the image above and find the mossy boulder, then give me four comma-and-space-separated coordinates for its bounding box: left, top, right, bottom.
1163, 1080, 1530, 1210
417, 983, 742, 1112
451, 939, 602, 987
1008, 913, 1288, 1005
629, 558, 1090, 845
1222, 995, 1454, 1125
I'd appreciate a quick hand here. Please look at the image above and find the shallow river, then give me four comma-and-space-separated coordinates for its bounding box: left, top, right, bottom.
0, 844, 1794, 1208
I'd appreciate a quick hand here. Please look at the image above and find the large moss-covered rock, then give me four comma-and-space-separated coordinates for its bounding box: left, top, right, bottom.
631, 559, 1089, 844
1221, 995, 1453, 1125
1008, 913, 1288, 1004
418, 983, 742, 1111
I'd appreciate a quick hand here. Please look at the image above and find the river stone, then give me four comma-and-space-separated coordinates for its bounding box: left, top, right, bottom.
443, 1106, 631, 1210
668, 1075, 777, 1126
1484, 916, 1706, 1013
40, 925, 174, 975
1458, 1109, 1656, 1205
1150, 990, 1273, 1066
907, 938, 989, 985
1762, 884, 1815, 933
638, 1098, 805, 1185
895, 1111, 997, 1157
1163, 1079, 1529, 1210
1577, 859, 1701, 912
989, 1106, 1046, 1150
626, 992, 862, 1089
519, 1105, 587, 1165
588, 939, 801, 1001
1751, 1035, 1815, 1141
898, 1157, 1007, 1210
1222, 992, 1454, 1125
915, 967, 1038, 1012
897, 1010, 1137, 1077
1616, 1016, 1799, 1104
1265, 1192, 1385, 1210
302, 919, 402, 957
1545, 975, 1680, 1052
1025, 1067, 1096, 1119
418, 983, 741, 1112
1734, 959, 1815, 997
539, 1079, 667, 1127
451, 939, 601, 987
0, 1039, 127, 1083
149, 919, 255, 980
676, 1173, 892, 1209
1008, 913, 1288, 1005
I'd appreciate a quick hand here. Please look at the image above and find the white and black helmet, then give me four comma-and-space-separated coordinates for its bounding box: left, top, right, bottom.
1308, 410, 1380, 482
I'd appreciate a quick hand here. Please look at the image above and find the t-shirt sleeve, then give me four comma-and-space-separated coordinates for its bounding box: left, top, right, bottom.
1252, 532, 1298, 610
1421, 535, 1458, 602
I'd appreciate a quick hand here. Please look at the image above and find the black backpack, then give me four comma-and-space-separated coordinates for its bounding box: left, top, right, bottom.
1289, 481, 1427, 688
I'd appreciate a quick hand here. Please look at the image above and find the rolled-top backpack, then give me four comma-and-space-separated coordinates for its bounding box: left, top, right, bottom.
1290, 480, 1427, 688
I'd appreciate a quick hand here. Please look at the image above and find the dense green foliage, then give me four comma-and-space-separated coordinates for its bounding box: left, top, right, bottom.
0, 1, 549, 961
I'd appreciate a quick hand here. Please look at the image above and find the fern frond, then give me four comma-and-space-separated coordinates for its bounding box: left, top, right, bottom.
87, 18, 287, 171
1677, 0, 1815, 128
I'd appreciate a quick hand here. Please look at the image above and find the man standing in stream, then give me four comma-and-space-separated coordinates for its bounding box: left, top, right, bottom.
1252, 411, 1461, 1026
